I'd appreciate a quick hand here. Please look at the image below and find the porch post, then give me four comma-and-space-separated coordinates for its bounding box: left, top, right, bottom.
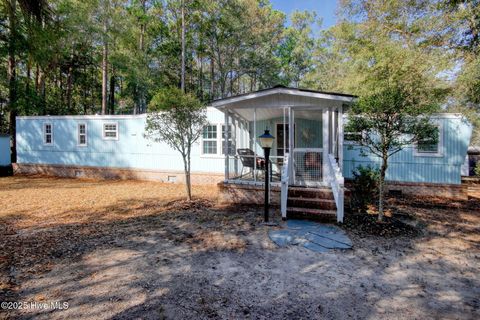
253, 108, 257, 182
338, 104, 344, 171
322, 107, 330, 183
288, 107, 294, 185
232, 116, 237, 176
224, 110, 229, 180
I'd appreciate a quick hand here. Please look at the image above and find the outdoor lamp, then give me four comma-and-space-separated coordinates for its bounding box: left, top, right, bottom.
258, 129, 274, 223
258, 130, 275, 149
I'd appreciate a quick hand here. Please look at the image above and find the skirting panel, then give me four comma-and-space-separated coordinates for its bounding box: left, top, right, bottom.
13, 163, 224, 185
345, 179, 468, 200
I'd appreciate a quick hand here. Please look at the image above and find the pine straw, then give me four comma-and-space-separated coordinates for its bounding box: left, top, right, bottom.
0, 175, 237, 306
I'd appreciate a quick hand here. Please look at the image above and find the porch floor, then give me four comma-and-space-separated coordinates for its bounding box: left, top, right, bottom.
269, 220, 352, 253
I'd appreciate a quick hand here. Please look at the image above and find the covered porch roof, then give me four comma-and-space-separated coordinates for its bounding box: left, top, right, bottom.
210, 85, 356, 121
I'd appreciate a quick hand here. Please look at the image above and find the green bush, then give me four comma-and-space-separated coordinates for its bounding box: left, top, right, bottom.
475, 162, 480, 176
350, 165, 380, 213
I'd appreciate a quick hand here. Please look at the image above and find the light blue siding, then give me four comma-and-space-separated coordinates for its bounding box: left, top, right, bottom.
16, 111, 472, 185
343, 116, 472, 184
0, 135, 10, 166
16, 108, 226, 173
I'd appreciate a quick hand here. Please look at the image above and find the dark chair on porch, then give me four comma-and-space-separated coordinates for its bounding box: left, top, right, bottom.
304, 152, 322, 180
237, 148, 265, 180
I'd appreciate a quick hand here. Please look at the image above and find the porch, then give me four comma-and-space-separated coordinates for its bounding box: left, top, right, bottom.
211, 86, 355, 222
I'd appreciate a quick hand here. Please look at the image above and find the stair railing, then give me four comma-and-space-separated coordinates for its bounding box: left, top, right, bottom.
280, 152, 290, 220
326, 153, 345, 222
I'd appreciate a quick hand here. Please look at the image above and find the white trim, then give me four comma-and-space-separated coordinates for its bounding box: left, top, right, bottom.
102, 122, 119, 140
17, 114, 147, 120
210, 88, 355, 108
322, 109, 329, 184
199, 122, 236, 158
338, 104, 344, 171
200, 123, 220, 156
344, 132, 364, 145
413, 122, 444, 157
43, 123, 53, 146
292, 148, 323, 152
342, 113, 464, 120
77, 123, 87, 147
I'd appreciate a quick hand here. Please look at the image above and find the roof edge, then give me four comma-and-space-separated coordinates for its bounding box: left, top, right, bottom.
210, 85, 357, 107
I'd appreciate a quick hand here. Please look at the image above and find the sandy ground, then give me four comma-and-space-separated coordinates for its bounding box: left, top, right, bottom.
0, 176, 479, 320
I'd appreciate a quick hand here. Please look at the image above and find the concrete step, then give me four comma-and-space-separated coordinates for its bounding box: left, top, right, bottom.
286, 207, 337, 222
288, 187, 333, 199
287, 197, 336, 210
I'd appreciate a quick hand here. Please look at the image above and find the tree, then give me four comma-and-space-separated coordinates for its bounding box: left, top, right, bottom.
345, 85, 439, 222
3, 0, 50, 161
180, 0, 185, 92
144, 87, 207, 200
101, 0, 110, 115
439, 0, 480, 144
277, 10, 318, 86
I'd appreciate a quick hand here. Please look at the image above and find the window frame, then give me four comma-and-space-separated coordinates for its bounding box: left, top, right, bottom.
343, 131, 363, 145
413, 123, 443, 157
102, 122, 119, 141
201, 124, 218, 156
200, 123, 237, 157
221, 124, 236, 156
77, 123, 88, 147
43, 123, 53, 146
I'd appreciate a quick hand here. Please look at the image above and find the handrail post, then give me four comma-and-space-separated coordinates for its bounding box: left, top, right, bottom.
280, 152, 289, 220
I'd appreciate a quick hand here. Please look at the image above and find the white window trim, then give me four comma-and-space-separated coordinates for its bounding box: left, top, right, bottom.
344, 130, 367, 145
43, 123, 53, 146
77, 123, 87, 147
200, 123, 235, 158
413, 122, 444, 157
102, 122, 119, 141
200, 123, 221, 157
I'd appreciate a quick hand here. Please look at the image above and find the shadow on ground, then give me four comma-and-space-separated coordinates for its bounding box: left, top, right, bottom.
0, 177, 478, 319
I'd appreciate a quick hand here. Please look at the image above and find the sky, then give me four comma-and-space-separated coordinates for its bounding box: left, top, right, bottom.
270, 0, 339, 30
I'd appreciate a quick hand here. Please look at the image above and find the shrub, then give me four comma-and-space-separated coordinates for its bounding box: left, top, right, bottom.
475, 162, 480, 176
350, 165, 380, 213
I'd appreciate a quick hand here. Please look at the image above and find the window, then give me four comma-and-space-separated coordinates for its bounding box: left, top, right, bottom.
103, 123, 118, 140
222, 125, 236, 155
415, 124, 442, 157
417, 139, 439, 153
43, 123, 53, 145
78, 123, 87, 146
202, 125, 217, 154
344, 131, 362, 144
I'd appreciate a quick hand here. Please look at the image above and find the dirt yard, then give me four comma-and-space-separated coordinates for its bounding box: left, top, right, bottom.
0, 176, 479, 320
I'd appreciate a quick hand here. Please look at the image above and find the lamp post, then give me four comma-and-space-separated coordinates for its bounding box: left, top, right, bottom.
258, 129, 274, 223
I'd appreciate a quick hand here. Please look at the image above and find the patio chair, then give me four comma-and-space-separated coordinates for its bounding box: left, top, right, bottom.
237, 148, 265, 179
304, 152, 322, 180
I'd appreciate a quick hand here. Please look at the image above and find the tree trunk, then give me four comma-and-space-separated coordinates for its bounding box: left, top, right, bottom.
181, 0, 186, 93
101, 0, 109, 115
378, 154, 388, 222
66, 62, 74, 113
183, 153, 192, 201
108, 71, 115, 115
7, 0, 17, 162
210, 57, 215, 100
39, 69, 46, 115
136, 0, 146, 114
199, 53, 203, 98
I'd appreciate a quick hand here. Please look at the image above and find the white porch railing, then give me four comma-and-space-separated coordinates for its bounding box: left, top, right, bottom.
326, 153, 345, 222
280, 152, 290, 220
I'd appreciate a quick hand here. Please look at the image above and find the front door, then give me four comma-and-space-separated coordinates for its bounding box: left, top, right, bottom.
291, 109, 324, 187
